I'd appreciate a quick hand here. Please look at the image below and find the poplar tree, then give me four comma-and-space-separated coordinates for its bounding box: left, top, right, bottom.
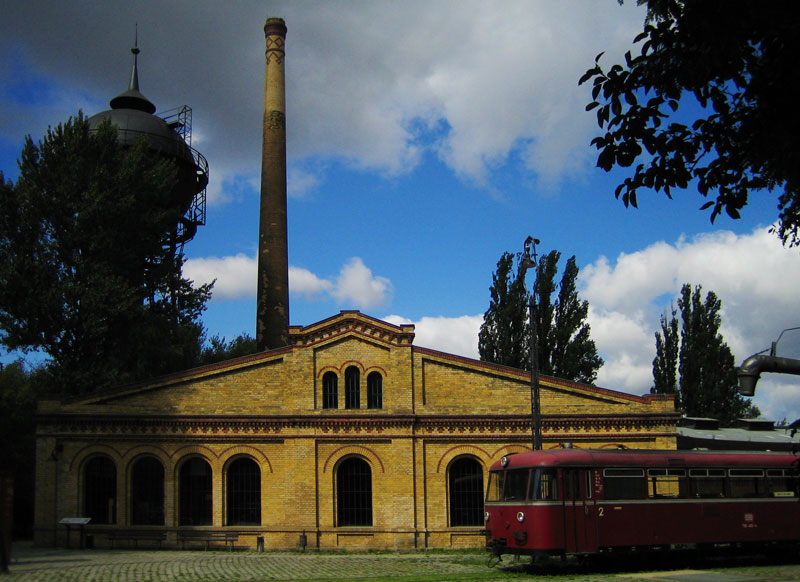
651, 284, 759, 424
479, 250, 603, 384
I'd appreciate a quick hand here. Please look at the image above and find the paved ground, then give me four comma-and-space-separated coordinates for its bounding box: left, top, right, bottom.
3, 543, 486, 581
4, 542, 800, 581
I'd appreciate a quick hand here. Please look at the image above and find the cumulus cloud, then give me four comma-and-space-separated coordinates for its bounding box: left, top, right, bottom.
384, 314, 483, 359
183, 253, 256, 300
331, 258, 393, 309
579, 227, 800, 421
1, 1, 648, 197
184, 254, 392, 310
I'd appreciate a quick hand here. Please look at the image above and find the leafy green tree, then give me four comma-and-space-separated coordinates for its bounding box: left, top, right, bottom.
651, 284, 759, 424
581, 1, 800, 245
479, 250, 603, 383
0, 114, 212, 393
652, 304, 679, 399
0, 360, 45, 537
199, 333, 258, 365
478, 252, 530, 370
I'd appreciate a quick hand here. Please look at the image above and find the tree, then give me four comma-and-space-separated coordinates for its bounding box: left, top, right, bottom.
0, 114, 212, 393
581, 1, 800, 245
651, 284, 759, 424
478, 252, 530, 370
652, 304, 679, 398
0, 360, 46, 537
199, 333, 258, 365
479, 250, 603, 384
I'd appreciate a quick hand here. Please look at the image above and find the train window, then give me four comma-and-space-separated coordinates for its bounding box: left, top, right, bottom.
729, 469, 766, 498
529, 469, 558, 501
767, 469, 799, 497
689, 468, 726, 498
504, 469, 530, 501
602, 468, 647, 500
647, 469, 687, 498
486, 471, 503, 502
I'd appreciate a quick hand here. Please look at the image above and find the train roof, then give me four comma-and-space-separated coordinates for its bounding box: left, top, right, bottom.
490, 448, 800, 471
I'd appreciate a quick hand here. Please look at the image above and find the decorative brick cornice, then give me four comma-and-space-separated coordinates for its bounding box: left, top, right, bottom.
36, 411, 678, 439
289, 311, 415, 348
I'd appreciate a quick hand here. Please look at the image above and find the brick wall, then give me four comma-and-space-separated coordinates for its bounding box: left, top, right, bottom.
34, 312, 676, 549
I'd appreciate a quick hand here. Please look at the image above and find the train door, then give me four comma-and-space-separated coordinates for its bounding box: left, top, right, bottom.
562, 469, 598, 554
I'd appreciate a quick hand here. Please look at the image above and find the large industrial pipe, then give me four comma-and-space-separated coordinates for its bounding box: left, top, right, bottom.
737, 354, 800, 396
257, 18, 290, 351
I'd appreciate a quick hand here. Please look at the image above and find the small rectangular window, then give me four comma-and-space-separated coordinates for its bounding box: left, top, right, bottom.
729, 469, 765, 498
486, 472, 504, 502
766, 468, 799, 497
529, 469, 558, 501
503, 469, 530, 501
603, 468, 646, 500
689, 468, 726, 498
647, 468, 686, 498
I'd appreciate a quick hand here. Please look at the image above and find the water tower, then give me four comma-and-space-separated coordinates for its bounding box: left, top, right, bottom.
87, 37, 207, 246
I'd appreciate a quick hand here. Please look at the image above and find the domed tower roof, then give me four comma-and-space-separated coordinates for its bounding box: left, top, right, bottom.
87, 32, 208, 245
87, 38, 192, 164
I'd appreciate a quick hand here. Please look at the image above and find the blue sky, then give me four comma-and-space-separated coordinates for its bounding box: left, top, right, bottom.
3, 1, 800, 422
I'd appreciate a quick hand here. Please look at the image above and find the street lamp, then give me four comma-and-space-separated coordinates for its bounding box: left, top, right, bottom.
521, 236, 542, 450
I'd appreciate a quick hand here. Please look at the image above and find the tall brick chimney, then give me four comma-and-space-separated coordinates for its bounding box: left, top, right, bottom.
257, 18, 290, 351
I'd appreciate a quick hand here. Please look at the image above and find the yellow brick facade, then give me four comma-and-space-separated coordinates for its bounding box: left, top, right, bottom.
34, 311, 677, 550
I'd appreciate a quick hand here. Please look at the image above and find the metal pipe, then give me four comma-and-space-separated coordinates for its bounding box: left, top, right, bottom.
737, 354, 800, 396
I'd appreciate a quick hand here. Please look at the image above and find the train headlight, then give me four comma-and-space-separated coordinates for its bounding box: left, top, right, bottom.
500, 456, 509, 467
516, 511, 525, 523
484, 511, 490, 522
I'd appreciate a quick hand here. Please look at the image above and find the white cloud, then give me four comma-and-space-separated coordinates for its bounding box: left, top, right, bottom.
1, 1, 648, 200
331, 257, 393, 309
183, 253, 256, 300
289, 266, 333, 299
185, 254, 392, 310
384, 314, 483, 359
579, 227, 800, 420
274, 0, 648, 189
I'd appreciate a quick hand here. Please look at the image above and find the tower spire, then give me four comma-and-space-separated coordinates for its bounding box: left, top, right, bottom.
110, 25, 156, 114
129, 23, 141, 92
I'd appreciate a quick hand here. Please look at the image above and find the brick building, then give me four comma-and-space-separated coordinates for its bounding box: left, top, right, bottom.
35, 310, 677, 550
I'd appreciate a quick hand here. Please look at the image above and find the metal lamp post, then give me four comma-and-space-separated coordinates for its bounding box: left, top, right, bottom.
521, 236, 542, 450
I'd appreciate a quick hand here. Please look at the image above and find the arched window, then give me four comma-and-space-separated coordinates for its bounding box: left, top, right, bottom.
130, 457, 164, 525
84, 456, 117, 524
449, 457, 484, 527
322, 371, 338, 409
226, 457, 261, 525
345, 366, 360, 409
337, 457, 372, 526
179, 457, 212, 526
367, 372, 383, 409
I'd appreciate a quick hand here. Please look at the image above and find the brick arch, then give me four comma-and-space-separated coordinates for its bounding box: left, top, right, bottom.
218, 445, 273, 473
120, 445, 171, 472
171, 445, 218, 474
364, 366, 387, 377
69, 443, 124, 472
317, 366, 340, 379
340, 360, 365, 373
322, 445, 384, 473
436, 445, 491, 473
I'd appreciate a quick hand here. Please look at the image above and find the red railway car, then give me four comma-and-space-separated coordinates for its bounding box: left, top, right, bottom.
483, 448, 800, 559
